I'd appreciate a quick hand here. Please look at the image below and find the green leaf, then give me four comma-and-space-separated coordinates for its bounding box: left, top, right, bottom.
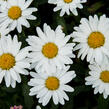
73, 86, 90, 96
52, 13, 67, 33
98, 95, 109, 109
22, 83, 34, 109
88, 1, 104, 13
34, 0, 48, 5
61, 93, 74, 109
50, 101, 59, 109
1, 86, 17, 93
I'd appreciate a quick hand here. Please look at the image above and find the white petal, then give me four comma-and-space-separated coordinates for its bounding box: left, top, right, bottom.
52, 91, 59, 105
0, 71, 5, 83
5, 71, 11, 87
42, 91, 52, 106
10, 69, 17, 81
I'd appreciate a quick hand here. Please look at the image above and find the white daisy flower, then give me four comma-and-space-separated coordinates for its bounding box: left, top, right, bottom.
48, 0, 87, 16
85, 62, 109, 99
36, 105, 41, 109
0, 0, 37, 33
72, 15, 109, 64
28, 65, 76, 106
0, 35, 30, 88
26, 23, 75, 71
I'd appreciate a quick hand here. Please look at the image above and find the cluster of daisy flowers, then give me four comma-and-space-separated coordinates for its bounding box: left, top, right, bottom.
0, 0, 78, 107
27, 24, 76, 106
72, 15, 109, 99
0, 0, 109, 108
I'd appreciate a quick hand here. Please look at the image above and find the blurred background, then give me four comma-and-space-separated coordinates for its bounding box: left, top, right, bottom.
1, 0, 109, 109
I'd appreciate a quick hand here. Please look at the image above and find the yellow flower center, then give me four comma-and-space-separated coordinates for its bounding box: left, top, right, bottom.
42, 42, 58, 59
100, 71, 109, 83
0, 53, 15, 70
45, 77, 60, 90
64, 0, 72, 3
8, 6, 22, 20
87, 32, 105, 49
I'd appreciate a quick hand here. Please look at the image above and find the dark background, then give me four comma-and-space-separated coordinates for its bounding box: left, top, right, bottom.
1, 0, 109, 109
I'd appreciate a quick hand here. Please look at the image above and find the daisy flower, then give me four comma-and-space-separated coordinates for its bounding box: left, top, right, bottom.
0, 35, 30, 88
28, 65, 76, 106
72, 15, 109, 64
0, 0, 37, 33
48, 0, 87, 16
26, 23, 75, 71
85, 62, 109, 99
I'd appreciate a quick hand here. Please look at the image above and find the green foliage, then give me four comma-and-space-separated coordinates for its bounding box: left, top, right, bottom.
1, 0, 109, 109
22, 84, 34, 109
